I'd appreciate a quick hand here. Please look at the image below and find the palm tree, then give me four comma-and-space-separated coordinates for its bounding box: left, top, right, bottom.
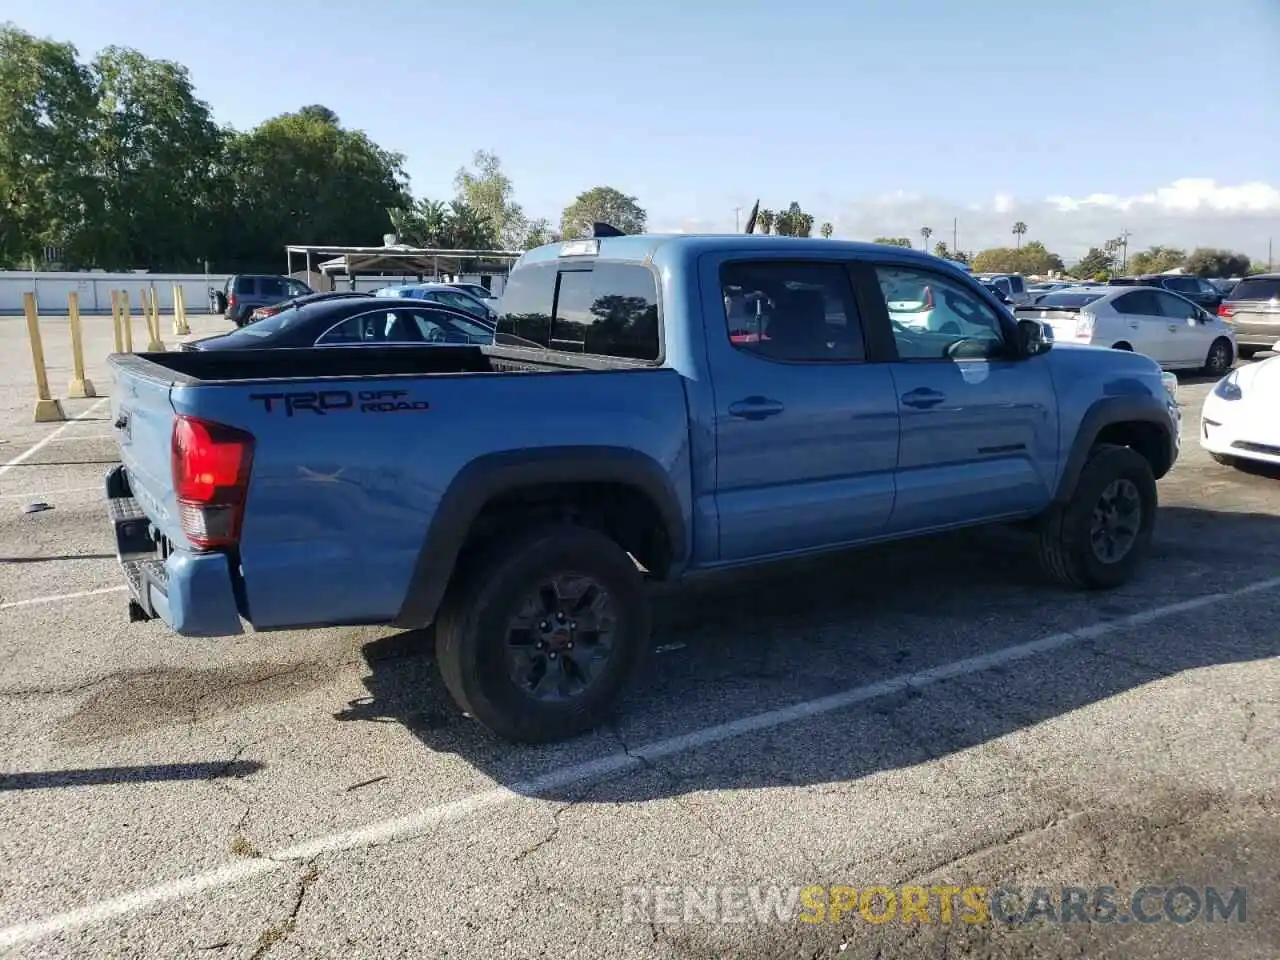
1012, 221, 1028, 249
820, 222, 833, 239
920, 226, 932, 251
757, 209, 775, 235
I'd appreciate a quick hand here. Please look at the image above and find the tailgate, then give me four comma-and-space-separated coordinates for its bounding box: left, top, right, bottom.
110, 357, 186, 547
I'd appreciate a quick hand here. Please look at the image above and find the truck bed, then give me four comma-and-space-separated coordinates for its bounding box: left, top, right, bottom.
119, 343, 650, 385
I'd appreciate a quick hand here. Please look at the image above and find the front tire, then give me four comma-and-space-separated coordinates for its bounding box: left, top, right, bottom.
435, 525, 651, 743
1203, 337, 1234, 377
1035, 444, 1157, 589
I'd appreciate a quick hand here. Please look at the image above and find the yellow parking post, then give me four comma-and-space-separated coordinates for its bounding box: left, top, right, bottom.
22, 292, 66, 423
66, 292, 97, 399
119, 290, 134, 353
172, 284, 190, 335
110, 290, 124, 353
144, 286, 165, 352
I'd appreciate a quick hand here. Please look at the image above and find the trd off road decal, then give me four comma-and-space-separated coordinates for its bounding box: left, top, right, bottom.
248, 389, 430, 417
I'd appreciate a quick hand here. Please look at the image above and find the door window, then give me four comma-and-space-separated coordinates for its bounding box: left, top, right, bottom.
1112, 290, 1162, 315
435, 289, 488, 318
235, 276, 257, 295
1151, 290, 1198, 319
720, 261, 866, 362
406, 308, 494, 343
315, 310, 424, 345
872, 266, 1007, 360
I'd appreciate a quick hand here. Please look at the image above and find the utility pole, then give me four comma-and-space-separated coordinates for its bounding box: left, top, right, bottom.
734, 207, 742, 232
1269, 236, 1273, 271
952, 218, 958, 253
1120, 228, 1131, 273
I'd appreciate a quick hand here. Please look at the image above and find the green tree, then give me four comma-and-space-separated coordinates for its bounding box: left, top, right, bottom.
933, 241, 951, 259
819, 221, 833, 239
1126, 245, 1186, 275
80, 46, 226, 270
1011, 221, 1028, 249
224, 106, 409, 270
756, 209, 776, 235
971, 241, 1064, 275
1185, 247, 1252, 278
773, 201, 814, 237
0, 25, 97, 268
454, 149, 541, 249
1073, 247, 1112, 278
873, 236, 914, 248
560, 185, 647, 238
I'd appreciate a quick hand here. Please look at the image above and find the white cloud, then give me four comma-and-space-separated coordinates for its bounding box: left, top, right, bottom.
654, 178, 1279, 264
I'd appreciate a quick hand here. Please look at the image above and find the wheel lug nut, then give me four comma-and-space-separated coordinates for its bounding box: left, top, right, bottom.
567, 641, 574, 649
538, 620, 548, 630
569, 621, 577, 630
549, 651, 558, 660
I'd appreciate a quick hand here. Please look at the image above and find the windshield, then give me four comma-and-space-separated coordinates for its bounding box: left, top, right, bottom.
1037, 292, 1104, 308
215, 304, 316, 340
1228, 277, 1280, 301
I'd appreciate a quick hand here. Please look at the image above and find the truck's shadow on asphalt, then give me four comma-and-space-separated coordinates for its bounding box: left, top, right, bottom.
336, 502, 1280, 803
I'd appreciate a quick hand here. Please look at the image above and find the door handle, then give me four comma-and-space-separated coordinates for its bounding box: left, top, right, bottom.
728, 396, 785, 420
1168, 323, 1179, 331
901, 388, 945, 409
1129, 320, 1139, 328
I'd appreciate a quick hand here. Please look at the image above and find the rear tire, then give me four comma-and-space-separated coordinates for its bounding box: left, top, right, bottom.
434, 524, 651, 743
1035, 444, 1157, 590
1111, 341, 1134, 351
1238, 347, 1259, 360
1202, 337, 1234, 377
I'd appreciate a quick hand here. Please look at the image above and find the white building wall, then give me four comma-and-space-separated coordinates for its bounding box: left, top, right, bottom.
0, 271, 230, 315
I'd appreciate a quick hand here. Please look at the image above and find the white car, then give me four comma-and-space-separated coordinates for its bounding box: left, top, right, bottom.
1014, 286, 1236, 376
1201, 356, 1280, 468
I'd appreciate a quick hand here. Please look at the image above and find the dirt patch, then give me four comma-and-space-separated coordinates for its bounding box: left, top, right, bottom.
57, 659, 344, 742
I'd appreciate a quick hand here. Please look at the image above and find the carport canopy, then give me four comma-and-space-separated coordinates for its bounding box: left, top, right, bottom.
284, 243, 523, 284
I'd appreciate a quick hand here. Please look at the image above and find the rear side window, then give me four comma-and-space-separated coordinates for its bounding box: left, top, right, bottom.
1009, 276, 1026, 294
1038, 292, 1103, 308
1229, 277, 1280, 301
259, 277, 287, 299
721, 261, 865, 362
497, 261, 660, 360
235, 277, 256, 295
1163, 276, 1198, 293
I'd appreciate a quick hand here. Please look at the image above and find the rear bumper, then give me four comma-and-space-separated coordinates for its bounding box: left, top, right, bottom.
105, 465, 245, 637
1226, 319, 1280, 348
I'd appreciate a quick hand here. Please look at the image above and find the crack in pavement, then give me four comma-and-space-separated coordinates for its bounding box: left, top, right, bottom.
248, 858, 321, 960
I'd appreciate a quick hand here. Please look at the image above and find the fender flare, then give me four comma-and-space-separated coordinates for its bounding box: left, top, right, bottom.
1053, 394, 1176, 502
393, 446, 688, 629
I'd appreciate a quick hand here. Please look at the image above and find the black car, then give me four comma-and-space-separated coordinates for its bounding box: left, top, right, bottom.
1107, 274, 1223, 311
246, 290, 375, 323
182, 296, 506, 352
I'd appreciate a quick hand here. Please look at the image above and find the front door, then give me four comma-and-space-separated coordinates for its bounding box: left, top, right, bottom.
1150, 289, 1210, 365
704, 256, 900, 563
861, 262, 1058, 532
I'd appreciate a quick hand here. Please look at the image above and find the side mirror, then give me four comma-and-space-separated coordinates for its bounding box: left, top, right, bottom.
1017, 318, 1051, 357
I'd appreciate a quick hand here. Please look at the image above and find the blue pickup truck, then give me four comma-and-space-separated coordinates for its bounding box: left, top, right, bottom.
105, 234, 1181, 742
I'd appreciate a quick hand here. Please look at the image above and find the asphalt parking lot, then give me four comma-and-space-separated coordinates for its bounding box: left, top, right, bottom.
1, 309, 1277, 959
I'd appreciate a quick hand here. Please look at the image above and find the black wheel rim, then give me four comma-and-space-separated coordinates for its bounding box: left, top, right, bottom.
504, 574, 617, 702
1210, 342, 1230, 373
1090, 478, 1142, 564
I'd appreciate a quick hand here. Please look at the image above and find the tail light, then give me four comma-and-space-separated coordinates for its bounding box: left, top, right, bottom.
171, 415, 255, 549
1218, 304, 1234, 319
228, 293, 238, 308
1075, 312, 1095, 338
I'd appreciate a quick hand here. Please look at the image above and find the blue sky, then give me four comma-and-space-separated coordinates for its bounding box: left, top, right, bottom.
7, 0, 1279, 259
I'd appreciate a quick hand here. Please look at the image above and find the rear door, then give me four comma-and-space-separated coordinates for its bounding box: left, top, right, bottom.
862, 261, 1058, 531
1109, 290, 1170, 361
701, 256, 900, 562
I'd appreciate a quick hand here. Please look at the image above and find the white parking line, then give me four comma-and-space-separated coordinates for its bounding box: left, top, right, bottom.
2, 572, 1278, 948
0, 585, 126, 612
46, 434, 114, 443
0, 397, 111, 480
0, 485, 102, 501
